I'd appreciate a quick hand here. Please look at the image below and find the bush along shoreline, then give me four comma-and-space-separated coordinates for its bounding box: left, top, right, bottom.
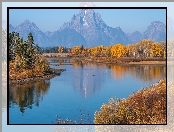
94, 79, 166, 124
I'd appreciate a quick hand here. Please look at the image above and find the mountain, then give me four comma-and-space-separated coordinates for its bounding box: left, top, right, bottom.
9, 9, 166, 48
49, 28, 87, 47
44, 31, 55, 37
9, 24, 15, 32
59, 9, 131, 47
143, 21, 166, 42
126, 31, 143, 44
126, 21, 166, 43
168, 16, 174, 38
9, 19, 49, 47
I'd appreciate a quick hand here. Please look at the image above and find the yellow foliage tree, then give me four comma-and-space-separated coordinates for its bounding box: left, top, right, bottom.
58, 46, 64, 53
150, 43, 163, 57
71, 46, 81, 55
111, 44, 124, 58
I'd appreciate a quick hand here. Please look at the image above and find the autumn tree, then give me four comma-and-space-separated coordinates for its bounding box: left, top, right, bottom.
110, 44, 124, 58
71, 46, 82, 55
105, 46, 112, 57
136, 39, 154, 57
159, 41, 166, 58
58, 46, 64, 53
81, 48, 88, 57
67, 48, 71, 54
9, 32, 50, 79
150, 43, 163, 57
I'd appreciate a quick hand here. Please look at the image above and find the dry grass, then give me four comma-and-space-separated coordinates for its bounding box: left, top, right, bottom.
94, 79, 166, 124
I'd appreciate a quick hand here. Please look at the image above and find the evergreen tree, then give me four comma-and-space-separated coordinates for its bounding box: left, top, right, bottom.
26, 32, 35, 68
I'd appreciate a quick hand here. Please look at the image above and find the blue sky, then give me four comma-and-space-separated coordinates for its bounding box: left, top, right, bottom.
9, 8, 166, 34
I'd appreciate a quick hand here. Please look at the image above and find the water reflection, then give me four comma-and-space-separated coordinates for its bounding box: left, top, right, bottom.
9, 80, 50, 113
70, 61, 166, 97
71, 61, 104, 97
8, 60, 167, 124
107, 64, 165, 82
109, 65, 127, 80
105, 65, 166, 82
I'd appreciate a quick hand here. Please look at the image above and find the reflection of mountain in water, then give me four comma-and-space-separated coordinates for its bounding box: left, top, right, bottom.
9, 80, 50, 113
71, 62, 105, 97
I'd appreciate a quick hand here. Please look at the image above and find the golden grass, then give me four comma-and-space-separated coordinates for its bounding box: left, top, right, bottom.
94, 79, 166, 124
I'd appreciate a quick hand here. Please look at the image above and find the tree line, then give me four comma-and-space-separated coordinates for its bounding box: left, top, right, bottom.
69, 40, 166, 58
42, 46, 70, 53
45, 39, 166, 58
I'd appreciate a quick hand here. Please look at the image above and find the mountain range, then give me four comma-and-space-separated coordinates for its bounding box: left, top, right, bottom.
8, 9, 167, 48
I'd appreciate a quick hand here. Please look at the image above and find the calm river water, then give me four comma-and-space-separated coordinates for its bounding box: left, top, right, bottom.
9, 59, 166, 124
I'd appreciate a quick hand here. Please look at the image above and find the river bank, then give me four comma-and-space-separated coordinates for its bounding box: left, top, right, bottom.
9, 68, 66, 86
44, 55, 166, 65
128, 61, 166, 65
84, 57, 166, 65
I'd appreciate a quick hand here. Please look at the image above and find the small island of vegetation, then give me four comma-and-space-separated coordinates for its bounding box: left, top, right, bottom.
9, 32, 64, 85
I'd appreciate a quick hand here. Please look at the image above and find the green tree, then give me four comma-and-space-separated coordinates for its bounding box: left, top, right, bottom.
26, 32, 35, 67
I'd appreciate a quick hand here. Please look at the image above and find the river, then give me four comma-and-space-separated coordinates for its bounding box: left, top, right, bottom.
9, 59, 166, 124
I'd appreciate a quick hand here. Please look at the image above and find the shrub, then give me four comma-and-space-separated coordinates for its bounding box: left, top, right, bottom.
94, 79, 166, 124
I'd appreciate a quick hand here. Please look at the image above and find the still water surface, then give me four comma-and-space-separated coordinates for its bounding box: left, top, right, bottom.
9, 60, 166, 124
